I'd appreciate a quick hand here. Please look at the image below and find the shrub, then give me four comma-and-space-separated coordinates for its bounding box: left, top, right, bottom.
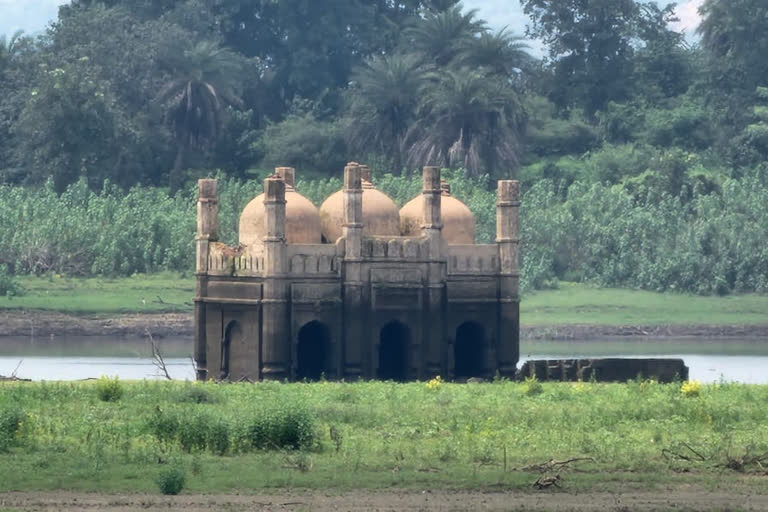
0, 406, 24, 452
523, 375, 543, 396
245, 404, 317, 451
176, 385, 217, 404
426, 376, 442, 391
681, 380, 702, 397
96, 375, 124, 402
156, 466, 185, 495
0, 264, 23, 297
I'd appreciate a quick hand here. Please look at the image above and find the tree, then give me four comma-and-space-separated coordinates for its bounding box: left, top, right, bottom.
522, 0, 641, 117
407, 68, 526, 177
156, 40, 245, 194
345, 54, 427, 175
0, 30, 24, 74
698, 0, 768, 94
402, 5, 486, 66
14, 59, 131, 192
455, 28, 534, 81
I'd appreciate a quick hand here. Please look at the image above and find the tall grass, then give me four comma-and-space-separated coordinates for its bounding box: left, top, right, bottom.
0, 380, 767, 492
1, 170, 767, 294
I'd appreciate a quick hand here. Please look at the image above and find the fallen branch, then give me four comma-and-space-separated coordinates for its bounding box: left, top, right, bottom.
523, 457, 594, 473
145, 328, 172, 380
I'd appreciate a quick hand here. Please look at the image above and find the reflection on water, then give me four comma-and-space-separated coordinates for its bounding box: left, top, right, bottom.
0, 336, 766, 383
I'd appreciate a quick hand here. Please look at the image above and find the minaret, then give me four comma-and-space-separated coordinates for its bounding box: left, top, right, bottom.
342, 163, 364, 378
496, 180, 521, 376
261, 174, 290, 380
421, 166, 444, 378
194, 179, 218, 380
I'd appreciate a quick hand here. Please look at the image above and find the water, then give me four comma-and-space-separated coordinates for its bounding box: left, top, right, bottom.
0, 336, 766, 383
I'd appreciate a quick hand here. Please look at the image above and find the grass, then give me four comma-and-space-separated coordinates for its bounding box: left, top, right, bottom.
1, 380, 768, 494
0, 272, 193, 314
523, 282, 768, 326
0, 274, 767, 326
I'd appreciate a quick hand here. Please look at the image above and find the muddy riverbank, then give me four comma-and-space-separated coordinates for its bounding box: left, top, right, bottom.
2, 310, 767, 340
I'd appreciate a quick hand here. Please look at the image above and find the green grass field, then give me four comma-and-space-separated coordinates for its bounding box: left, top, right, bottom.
0, 273, 193, 314
1, 380, 767, 494
1, 274, 767, 326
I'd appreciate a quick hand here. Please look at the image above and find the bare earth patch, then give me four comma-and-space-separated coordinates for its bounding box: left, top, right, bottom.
2, 310, 768, 340
1, 489, 767, 512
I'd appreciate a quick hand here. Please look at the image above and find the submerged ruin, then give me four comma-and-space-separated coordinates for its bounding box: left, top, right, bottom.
193, 164, 520, 381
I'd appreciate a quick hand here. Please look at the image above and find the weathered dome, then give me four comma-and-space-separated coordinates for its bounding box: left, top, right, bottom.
319, 167, 400, 243
400, 182, 475, 244
239, 168, 322, 245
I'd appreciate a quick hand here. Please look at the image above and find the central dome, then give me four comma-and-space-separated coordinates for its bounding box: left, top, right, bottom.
239, 167, 322, 245
400, 181, 475, 244
319, 165, 400, 243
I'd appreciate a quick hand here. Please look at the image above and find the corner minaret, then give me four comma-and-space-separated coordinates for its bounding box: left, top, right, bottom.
496, 180, 521, 376
261, 174, 290, 379
342, 163, 365, 378
421, 166, 444, 377
194, 179, 218, 380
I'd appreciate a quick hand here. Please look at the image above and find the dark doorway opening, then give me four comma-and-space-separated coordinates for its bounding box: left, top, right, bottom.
221, 321, 240, 380
454, 322, 486, 379
297, 321, 330, 380
378, 321, 409, 381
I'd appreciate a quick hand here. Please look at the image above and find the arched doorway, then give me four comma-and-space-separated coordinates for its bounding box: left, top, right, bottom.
221, 321, 241, 380
296, 321, 330, 380
378, 321, 409, 381
454, 322, 486, 379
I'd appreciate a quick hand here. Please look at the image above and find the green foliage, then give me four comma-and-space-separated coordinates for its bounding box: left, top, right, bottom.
0, 264, 22, 297
156, 465, 185, 495
0, 406, 24, 452
258, 114, 348, 176
244, 403, 317, 451
96, 376, 124, 402
2, 380, 768, 492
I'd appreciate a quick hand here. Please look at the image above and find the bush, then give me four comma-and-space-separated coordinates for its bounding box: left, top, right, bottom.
0, 406, 24, 452
156, 466, 185, 495
0, 264, 23, 297
257, 114, 348, 176
96, 375, 124, 402
245, 404, 317, 451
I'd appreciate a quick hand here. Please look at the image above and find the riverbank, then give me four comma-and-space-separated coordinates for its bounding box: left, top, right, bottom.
1, 380, 767, 504
0, 276, 766, 339
3, 309, 768, 340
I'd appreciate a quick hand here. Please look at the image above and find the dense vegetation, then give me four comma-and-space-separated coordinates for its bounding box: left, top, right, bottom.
1, 0, 768, 295
1, 379, 767, 493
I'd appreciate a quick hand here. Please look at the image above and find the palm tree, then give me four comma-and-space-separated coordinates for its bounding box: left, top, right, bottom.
456, 28, 534, 79
346, 54, 427, 175
157, 40, 244, 194
403, 6, 486, 66
406, 67, 526, 178
0, 30, 24, 73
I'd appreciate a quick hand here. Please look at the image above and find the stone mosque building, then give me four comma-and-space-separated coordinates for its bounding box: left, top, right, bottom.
193, 163, 520, 381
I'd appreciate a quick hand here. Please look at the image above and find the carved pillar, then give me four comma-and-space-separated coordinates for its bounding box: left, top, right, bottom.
194, 179, 218, 380
496, 180, 521, 377
342, 163, 365, 378
261, 175, 290, 380
421, 166, 444, 378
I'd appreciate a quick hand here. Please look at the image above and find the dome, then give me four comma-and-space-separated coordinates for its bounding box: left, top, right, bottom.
400, 181, 475, 244
239, 168, 322, 245
319, 168, 400, 243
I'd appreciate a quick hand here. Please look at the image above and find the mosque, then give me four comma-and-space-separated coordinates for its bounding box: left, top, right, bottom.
193, 163, 520, 381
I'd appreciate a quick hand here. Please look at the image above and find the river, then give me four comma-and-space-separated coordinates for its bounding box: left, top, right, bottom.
0, 336, 766, 383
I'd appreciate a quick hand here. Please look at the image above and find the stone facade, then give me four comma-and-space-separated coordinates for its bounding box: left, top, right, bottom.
193, 164, 520, 381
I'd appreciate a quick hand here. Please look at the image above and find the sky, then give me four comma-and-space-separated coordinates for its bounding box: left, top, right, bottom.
0, 0, 703, 45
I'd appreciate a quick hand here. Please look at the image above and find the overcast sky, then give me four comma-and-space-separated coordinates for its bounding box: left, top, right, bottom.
0, 0, 703, 45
